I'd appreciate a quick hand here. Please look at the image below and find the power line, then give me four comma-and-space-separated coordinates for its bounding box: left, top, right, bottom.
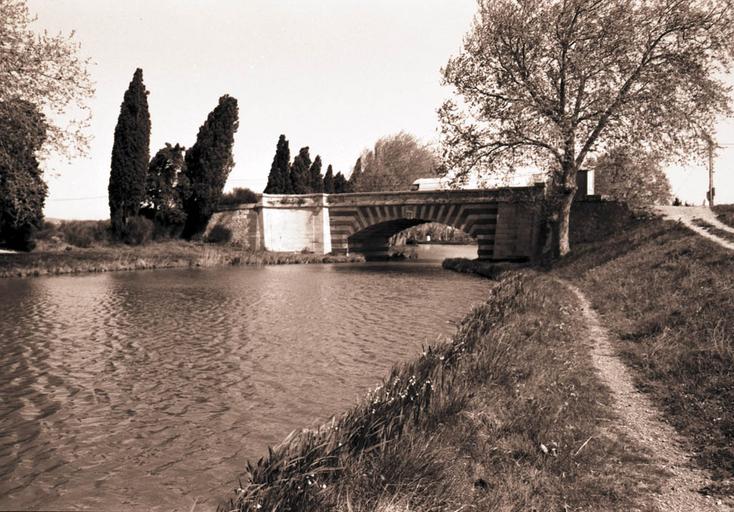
47, 195, 107, 202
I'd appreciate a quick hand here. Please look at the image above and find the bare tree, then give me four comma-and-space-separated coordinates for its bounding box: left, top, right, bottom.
351, 132, 438, 192
440, 0, 734, 257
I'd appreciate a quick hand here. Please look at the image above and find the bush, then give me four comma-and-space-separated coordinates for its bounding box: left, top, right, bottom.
121, 216, 153, 245
219, 187, 259, 207
60, 220, 111, 248
205, 224, 232, 244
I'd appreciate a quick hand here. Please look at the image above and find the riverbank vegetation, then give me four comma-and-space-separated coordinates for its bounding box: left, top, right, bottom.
0, 241, 363, 279
557, 217, 734, 499
222, 272, 659, 511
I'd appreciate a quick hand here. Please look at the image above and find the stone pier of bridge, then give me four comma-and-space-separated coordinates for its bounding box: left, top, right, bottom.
206, 185, 546, 262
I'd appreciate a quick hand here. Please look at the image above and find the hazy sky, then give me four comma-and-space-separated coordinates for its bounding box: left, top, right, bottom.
29, 0, 734, 220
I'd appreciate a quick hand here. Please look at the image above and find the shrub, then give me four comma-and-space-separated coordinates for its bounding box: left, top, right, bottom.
205, 224, 232, 244
220, 187, 259, 207
121, 216, 153, 245
60, 220, 111, 248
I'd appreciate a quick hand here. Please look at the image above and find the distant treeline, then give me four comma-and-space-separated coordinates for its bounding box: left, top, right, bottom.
263, 132, 439, 195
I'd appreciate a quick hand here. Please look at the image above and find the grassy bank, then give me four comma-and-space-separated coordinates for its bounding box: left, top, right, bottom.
713, 204, 734, 228
0, 242, 363, 278
222, 272, 658, 512
556, 218, 734, 498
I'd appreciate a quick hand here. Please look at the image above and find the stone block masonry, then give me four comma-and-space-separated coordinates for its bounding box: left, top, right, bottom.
206, 186, 546, 261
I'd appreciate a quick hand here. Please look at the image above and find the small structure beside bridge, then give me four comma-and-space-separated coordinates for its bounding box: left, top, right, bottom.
206, 185, 546, 261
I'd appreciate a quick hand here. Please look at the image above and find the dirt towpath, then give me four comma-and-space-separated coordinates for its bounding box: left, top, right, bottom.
656, 206, 734, 251
564, 281, 730, 512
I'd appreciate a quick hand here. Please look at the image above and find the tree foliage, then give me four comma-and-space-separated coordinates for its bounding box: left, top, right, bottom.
1, 0, 94, 157
290, 146, 312, 194
440, 0, 734, 256
263, 134, 292, 194
141, 143, 188, 232
348, 132, 438, 192
0, 99, 47, 250
592, 148, 672, 207
333, 171, 349, 194
323, 164, 335, 193
309, 155, 324, 193
182, 94, 239, 238
109, 68, 151, 236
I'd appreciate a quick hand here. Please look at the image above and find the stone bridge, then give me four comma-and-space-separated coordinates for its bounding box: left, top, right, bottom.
206, 185, 546, 261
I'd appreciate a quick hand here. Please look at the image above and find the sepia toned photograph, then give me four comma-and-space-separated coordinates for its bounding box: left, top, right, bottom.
1, 1, 733, 510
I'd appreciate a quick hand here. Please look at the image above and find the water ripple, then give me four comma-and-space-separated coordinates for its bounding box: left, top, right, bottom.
0, 246, 489, 511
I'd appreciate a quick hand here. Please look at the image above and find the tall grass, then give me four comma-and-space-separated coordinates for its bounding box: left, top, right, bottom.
222, 273, 657, 511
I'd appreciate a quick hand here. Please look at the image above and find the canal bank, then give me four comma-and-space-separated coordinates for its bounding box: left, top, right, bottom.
0, 242, 365, 278
224, 216, 734, 511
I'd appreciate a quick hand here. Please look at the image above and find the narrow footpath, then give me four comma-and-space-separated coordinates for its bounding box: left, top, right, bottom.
656, 206, 734, 250
564, 282, 731, 512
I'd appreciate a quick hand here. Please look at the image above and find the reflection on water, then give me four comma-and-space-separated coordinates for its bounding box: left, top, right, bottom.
0, 245, 487, 511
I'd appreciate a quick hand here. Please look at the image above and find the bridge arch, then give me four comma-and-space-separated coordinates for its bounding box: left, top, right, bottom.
329, 202, 498, 260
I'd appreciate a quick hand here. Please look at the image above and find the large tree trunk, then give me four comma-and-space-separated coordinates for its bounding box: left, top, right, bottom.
554, 190, 574, 257
547, 161, 578, 259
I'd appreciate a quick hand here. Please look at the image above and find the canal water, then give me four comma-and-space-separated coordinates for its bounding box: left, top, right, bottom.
0, 245, 489, 511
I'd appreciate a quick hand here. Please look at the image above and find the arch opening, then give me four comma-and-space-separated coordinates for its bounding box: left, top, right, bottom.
347, 219, 478, 261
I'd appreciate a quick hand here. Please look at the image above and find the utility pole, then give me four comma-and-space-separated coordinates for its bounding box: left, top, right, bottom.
705, 133, 715, 207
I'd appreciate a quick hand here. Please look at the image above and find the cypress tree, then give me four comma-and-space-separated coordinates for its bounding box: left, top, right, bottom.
109, 68, 150, 236
182, 94, 239, 238
333, 171, 348, 194
264, 134, 292, 194
322, 164, 335, 193
308, 155, 324, 193
290, 146, 311, 194
347, 156, 362, 192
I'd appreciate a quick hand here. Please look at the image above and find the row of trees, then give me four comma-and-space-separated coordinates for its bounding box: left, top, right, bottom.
108, 69, 239, 241
263, 135, 350, 194
263, 132, 440, 195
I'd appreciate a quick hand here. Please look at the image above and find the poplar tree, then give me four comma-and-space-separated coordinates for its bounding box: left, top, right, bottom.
309, 155, 324, 193
109, 68, 150, 236
290, 147, 311, 194
322, 164, 335, 193
263, 134, 292, 193
182, 95, 239, 238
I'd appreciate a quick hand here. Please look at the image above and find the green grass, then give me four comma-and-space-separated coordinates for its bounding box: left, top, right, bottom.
221, 273, 659, 512
0, 242, 363, 278
713, 204, 734, 229
556, 218, 734, 499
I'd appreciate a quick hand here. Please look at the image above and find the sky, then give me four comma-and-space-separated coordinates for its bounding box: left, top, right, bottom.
28, 0, 734, 220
